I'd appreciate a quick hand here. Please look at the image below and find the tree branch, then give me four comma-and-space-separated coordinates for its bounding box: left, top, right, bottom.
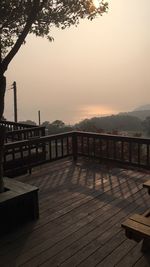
1, 0, 44, 74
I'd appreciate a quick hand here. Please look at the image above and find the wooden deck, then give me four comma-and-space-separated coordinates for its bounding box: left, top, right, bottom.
0, 158, 150, 267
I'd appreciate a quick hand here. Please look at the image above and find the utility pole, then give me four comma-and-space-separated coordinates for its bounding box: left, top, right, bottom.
38, 110, 41, 125
12, 81, 17, 122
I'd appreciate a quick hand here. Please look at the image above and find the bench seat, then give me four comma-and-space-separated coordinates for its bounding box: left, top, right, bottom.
122, 213, 150, 252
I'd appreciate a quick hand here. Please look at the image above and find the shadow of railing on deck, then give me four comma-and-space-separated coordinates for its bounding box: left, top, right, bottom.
19, 159, 149, 215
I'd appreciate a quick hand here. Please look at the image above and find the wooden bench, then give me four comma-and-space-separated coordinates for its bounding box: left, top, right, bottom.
122, 213, 150, 252
143, 180, 150, 195
122, 180, 150, 252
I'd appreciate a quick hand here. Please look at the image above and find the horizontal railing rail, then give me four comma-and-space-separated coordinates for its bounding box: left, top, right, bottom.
3, 131, 150, 177
0, 120, 38, 131
4, 132, 74, 177
5, 126, 45, 143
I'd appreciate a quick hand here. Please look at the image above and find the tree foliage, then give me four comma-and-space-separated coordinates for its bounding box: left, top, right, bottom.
42, 120, 73, 134
18, 119, 37, 126
0, 0, 108, 71
51, 120, 65, 128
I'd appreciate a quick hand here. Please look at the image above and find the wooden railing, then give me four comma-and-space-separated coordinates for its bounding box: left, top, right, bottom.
0, 120, 38, 131
4, 132, 73, 177
3, 131, 150, 177
76, 131, 150, 169
5, 126, 45, 143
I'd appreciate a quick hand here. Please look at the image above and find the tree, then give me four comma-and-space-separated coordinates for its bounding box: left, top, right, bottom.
0, 0, 108, 191
42, 121, 50, 128
19, 120, 37, 126
51, 120, 65, 128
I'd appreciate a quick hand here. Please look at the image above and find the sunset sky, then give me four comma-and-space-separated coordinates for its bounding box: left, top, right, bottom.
4, 0, 150, 124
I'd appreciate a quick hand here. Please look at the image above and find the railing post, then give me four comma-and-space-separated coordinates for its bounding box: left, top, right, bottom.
72, 132, 77, 161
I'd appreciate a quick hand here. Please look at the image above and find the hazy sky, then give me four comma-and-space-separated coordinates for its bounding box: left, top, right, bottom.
5, 0, 150, 124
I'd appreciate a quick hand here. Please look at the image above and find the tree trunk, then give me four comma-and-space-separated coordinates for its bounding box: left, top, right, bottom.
0, 74, 6, 192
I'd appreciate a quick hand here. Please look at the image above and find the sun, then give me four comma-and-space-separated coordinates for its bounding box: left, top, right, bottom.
93, 0, 100, 8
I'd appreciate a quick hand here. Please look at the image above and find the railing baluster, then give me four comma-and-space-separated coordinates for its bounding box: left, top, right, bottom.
67, 137, 69, 155
55, 139, 58, 159
49, 140, 52, 160
129, 142, 132, 163
147, 144, 149, 167
138, 143, 141, 166
106, 139, 109, 158
99, 138, 102, 157
121, 141, 124, 161
113, 140, 116, 160
72, 132, 77, 161
87, 137, 90, 156
81, 136, 84, 154
28, 143, 32, 174
93, 138, 96, 157
12, 147, 15, 161
21, 146, 24, 164
61, 138, 64, 157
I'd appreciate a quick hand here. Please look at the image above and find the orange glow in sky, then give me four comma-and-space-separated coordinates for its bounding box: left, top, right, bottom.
79, 105, 118, 121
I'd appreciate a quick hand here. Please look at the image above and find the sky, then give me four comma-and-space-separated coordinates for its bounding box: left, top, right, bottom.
4, 0, 150, 125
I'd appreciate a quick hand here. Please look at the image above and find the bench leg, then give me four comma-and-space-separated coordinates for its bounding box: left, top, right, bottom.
141, 239, 150, 253
125, 230, 141, 242
125, 229, 132, 239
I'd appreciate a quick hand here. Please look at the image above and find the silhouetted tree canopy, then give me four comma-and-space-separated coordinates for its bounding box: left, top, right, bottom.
0, 0, 108, 66
41, 120, 50, 127
42, 120, 73, 134
51, 120, 65, 128
19, 120, 37, 126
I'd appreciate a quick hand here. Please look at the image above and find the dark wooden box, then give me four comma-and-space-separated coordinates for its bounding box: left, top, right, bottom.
0, 178, 39, 235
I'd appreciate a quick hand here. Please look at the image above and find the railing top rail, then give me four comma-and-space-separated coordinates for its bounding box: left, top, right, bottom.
6, 126, 45, 134
75, 131, 150, 143
0, 120, 38, 128
4, 131, 74, 149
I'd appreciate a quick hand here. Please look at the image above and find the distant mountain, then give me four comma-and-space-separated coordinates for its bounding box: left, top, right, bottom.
119, 110, 150, 121
133, 104, 150, 111
76, 114, 142, 132
119, 105, 150, 120
75, 105, 150, 134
